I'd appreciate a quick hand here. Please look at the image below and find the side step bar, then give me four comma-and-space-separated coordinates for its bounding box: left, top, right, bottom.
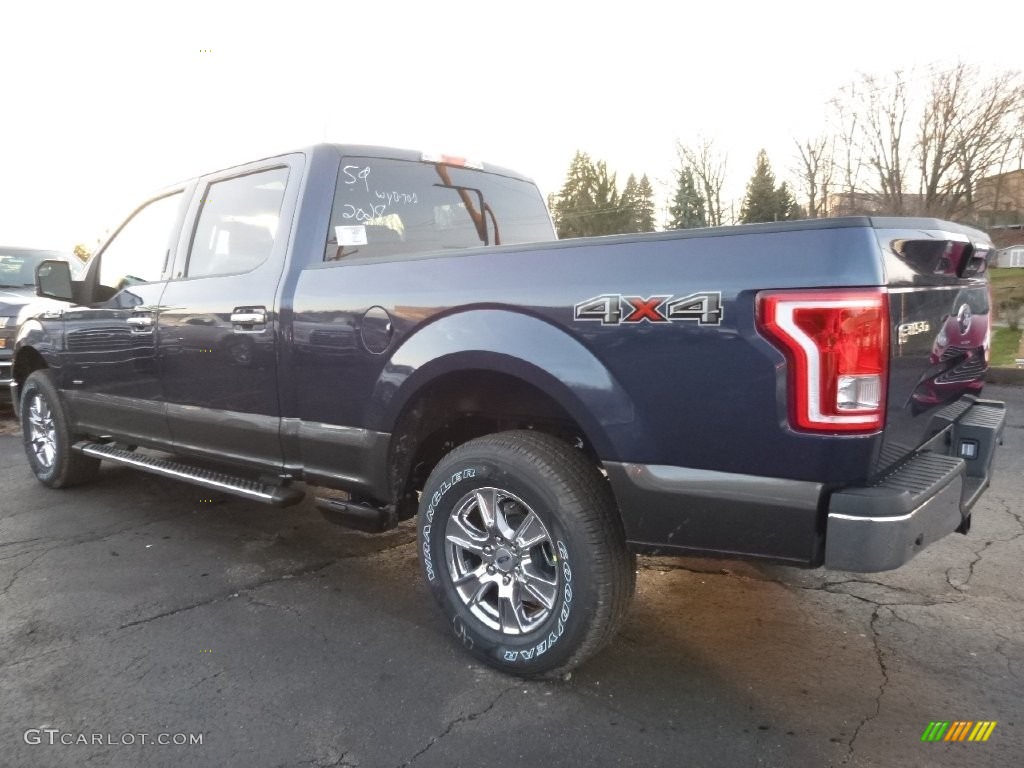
75, 442, 305, 507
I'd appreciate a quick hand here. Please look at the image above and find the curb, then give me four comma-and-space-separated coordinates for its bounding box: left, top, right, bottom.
986, 367, 1024, 385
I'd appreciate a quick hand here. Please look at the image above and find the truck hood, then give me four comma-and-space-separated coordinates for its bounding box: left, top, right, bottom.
0, 289, 71, 324
0, 286, 38, 302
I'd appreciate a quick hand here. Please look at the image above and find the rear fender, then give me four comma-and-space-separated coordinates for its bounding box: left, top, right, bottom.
368, 309, 640, 460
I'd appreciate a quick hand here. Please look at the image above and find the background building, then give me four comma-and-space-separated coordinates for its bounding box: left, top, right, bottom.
975, 169, 1024, 228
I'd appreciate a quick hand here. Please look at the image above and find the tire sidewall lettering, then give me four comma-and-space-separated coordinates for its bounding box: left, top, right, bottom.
500, 539, 572, 663
420, 468, 476, 583
420, 459, 581, 667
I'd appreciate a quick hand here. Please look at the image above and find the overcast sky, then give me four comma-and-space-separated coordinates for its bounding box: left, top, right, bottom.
2, 0, 1021, 249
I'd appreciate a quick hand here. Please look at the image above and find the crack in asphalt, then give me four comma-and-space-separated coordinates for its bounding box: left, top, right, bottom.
945, 500, 1024, 595
0, 546, 55, 563
641, 563, 959, 606
0, 536, 49, 548
638, 560, 972, 761
187, 669, 225, 691
276, 754, 357, 768
843, 606, 891, 763
990, 628, 1023, 680
0, 512, 196, 597
0, 549, 53, 598
245, 593, 338, 650
945, 543, 990, 593
398, 686, 516, 767
0, 642, 75, 673
247, 595, 303, 616
804, 579, 954, 606
0, 529, 414, 678
114, 532, 413, 631
118, 560, 337, 629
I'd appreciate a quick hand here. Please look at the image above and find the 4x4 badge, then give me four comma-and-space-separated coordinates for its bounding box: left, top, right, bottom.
574, 292, 723, 326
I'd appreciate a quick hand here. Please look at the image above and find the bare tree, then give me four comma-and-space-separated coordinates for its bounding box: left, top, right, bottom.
676, 138, 728, 227
828, 91, 867, 215
794, 136, 835, 218
827, 63, 1024, 219
917, 63, 1024, 218
950, 67, 1024, 216
991, 120, 1024, 212
917, 65, 965, 216
861, 72, 911, 214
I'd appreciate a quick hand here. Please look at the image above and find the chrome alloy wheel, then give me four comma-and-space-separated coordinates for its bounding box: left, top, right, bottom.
27, 393, 57, 469
444, 487, 560, 635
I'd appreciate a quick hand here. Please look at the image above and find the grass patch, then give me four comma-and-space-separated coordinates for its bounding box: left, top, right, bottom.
990, 268, 1024, 327
989, 268, 1024, 290
991, 326, 1023, 368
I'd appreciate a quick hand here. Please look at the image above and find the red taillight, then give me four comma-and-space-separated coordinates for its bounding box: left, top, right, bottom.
758, 289, 889, 433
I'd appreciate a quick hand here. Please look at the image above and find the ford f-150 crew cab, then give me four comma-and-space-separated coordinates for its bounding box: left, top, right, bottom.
12, 144, 1005, 675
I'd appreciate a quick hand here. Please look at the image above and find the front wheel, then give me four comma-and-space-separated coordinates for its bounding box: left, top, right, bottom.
418, 430, 635, 676
20, 369, 100, 488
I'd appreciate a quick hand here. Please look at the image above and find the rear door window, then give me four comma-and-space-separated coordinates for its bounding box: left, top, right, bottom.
324, 158, 554, 261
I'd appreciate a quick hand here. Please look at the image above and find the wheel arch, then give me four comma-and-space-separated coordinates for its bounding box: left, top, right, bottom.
13, 345, 49, 385
11, 343, 50, 415
369, 309, 639, 457
370, 309, 642, 515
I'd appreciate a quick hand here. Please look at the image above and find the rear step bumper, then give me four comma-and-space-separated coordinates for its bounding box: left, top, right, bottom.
824, 397, 1005, 572
75, 442, 305, 507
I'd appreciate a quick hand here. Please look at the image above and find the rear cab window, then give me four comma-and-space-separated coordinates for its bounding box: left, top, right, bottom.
324, 157, 554, 262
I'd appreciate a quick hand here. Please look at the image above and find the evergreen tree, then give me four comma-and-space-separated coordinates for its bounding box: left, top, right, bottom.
775, 182, 803, 221
635, 175, 657, 232
590, 160, 624, 236
740, 150, 781, 223
620, 174, 640, 233
739, 150, 804, 223
552, 152, 644, 237
667, 166, 707, 229
552, 151, 597, 238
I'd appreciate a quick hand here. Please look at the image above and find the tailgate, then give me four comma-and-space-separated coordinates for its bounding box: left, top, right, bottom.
873, 220, 995, 478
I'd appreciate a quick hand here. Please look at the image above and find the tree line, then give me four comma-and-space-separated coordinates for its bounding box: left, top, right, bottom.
550, 61, 1023, 237
550, 152, 657, 238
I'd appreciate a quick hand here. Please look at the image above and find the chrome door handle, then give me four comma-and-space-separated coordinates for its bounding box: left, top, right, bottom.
126, 315, 154, 328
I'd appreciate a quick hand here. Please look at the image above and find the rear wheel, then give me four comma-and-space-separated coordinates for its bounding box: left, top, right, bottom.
20, 370, 100, 488
418, 430, 635, 676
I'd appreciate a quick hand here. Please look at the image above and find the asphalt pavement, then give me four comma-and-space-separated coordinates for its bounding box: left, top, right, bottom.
0, 388, 1021, 768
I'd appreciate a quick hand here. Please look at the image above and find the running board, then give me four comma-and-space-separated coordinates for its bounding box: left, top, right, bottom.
75, 442, 305, 507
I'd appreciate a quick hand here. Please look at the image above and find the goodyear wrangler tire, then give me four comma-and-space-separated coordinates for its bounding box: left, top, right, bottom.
20, 369, 100, 488
418, 430, 635, 676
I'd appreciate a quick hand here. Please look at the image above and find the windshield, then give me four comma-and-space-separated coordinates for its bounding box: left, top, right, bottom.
0, 248, 81, 287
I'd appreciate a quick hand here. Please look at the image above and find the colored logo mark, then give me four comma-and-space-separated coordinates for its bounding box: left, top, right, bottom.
921, 721, 997, 742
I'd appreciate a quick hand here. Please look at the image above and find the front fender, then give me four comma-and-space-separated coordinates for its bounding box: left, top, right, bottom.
16, 317, 62, 359
368, 309, 641, 461
14, 316, 64, 378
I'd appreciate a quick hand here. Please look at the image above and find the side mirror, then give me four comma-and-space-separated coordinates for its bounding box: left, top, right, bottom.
36, 260, 74, 302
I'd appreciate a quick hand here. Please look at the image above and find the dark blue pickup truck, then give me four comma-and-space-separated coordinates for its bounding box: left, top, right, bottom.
12, 145, 1005, 675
